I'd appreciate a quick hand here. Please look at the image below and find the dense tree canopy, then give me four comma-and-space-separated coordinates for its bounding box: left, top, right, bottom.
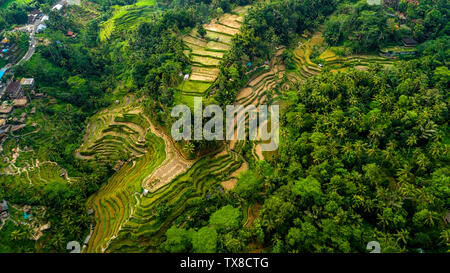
258, 57, 449, 252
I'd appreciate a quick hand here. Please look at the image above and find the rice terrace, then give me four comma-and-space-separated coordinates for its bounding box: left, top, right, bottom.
0, 0, 448, 262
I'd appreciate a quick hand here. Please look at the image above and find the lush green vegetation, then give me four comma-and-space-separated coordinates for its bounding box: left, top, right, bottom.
323, 0, 449, 52
0, 0, 55, 29
99, 0, 157, 41
1, 2, 113, 252
261, 59, 449, 252
1, 0, 448, 254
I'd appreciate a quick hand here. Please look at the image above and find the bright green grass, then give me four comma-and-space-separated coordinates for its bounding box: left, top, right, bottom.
99, 0, 157, 41
174, 80, 214, 109
178, 80, 212, 93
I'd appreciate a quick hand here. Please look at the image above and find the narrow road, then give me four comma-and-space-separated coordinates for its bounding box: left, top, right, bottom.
16, 0, 67, 65
16, 16, 41, 65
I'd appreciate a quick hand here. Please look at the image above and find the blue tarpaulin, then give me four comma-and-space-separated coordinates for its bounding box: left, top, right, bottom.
1, 49, 8, 53
0, 69, 5, 80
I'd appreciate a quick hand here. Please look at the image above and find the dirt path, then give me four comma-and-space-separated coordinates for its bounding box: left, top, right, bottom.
245, 202, 262, 227
139, 112, 194, 192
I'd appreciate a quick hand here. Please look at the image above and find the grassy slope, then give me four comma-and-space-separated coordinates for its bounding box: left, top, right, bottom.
175, 6, 250, 108
99, 0, 157, 42
100, 0, 156, 41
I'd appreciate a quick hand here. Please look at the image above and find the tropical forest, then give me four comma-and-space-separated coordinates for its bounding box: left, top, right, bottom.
0, 0, 448, 255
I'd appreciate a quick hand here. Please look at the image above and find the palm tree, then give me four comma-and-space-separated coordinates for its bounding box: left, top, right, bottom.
424, 210, 437, 227
10, 230, 24, 241
337, 128, 346, 139
395, 229, 409, 245
406, 135, 417, 147
415, 153, 428, 171
51, 232, 65, 250
440, 230, 450, 247
430, 143, 441, 158
183, 142, 195, 155
377, 213, 390, 228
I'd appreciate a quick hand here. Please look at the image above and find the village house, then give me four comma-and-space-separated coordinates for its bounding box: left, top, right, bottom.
401, 38, 418, 47
67, 30, 77, 38
11, 124, 26, 132
0, 38, 10, 54
13, 97, 28, 108
0, 103, 13, 114
28, 9, 41, 24
5, 80, 24, 99
52, 4, 63, 11
0, 38, 9, 45
23, 206, 32, 220
20, 78, 35, 90
36, 24, 47, 33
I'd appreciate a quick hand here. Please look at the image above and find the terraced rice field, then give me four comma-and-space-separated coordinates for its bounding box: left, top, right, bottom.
86, 121, 242, 252
177, 6, 250, 107
85, 106, 247, 252
76, 96, 152, 163
86, 131, 166, 252
80, 96, 173, 252
99, 0, 157, 42
83, 23, 403, 252
221, 161, 248, 191
106, 150, 243, 252
100, 25, 286, 253
290, 33, 323, 81
232, 49, 286, 161
80, 93, 196, 252
0, 162, 68, 187
290, 31, 395, 80
319, 49, 395, 72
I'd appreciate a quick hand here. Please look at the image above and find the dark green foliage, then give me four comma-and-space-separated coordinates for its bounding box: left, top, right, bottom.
192, 226, 218, 253
324, 0, 450, 52
209, 205, 241, 231
163, 226, 193, 253
234, 170, 263, 201
323, 1, 389, 52
259, 57, 449, 252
